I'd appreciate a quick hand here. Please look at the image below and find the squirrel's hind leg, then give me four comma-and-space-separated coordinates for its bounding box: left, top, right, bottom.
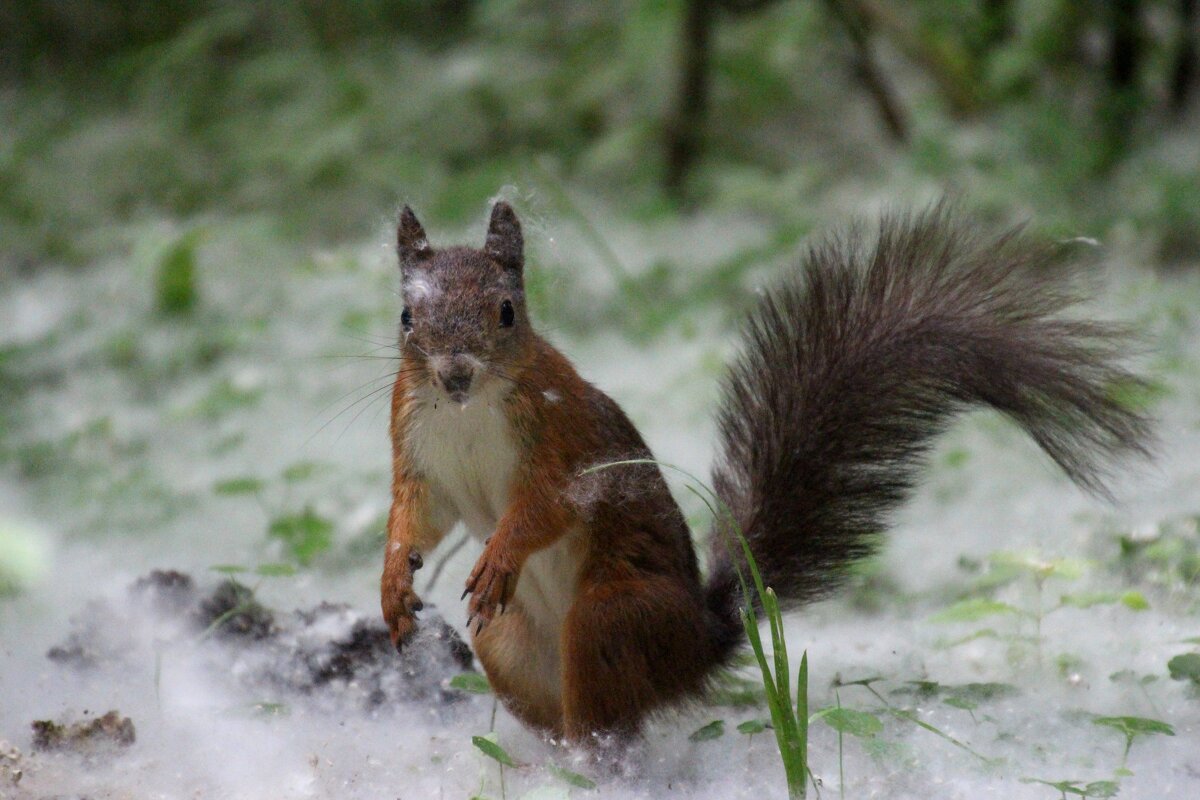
560, 574, 716, 748
473, 605, 565, 734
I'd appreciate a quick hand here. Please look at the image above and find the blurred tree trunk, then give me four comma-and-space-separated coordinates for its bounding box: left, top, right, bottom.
981, 0, 1012, 50
855, 0, 981, 116
1109, 0, 1142, 92
664, 0, 714, 203
1098, 0, 1144, 171
824, 0, 908, 143
663, 0, 784, 201
1171, 0, 1197, 113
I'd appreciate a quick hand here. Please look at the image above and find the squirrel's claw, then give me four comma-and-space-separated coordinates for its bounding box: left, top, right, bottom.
382, 544, 424, 651
387, 609, 418, 650
463, 544, 517, 636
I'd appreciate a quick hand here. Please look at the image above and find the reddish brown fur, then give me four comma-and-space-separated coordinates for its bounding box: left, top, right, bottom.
381, 201, 1150, 748
381, 204, 729, 739
384, 321, 721, 738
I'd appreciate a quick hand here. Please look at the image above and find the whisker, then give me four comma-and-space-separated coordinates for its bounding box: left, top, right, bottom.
309, 354, 402, 362
302, 368, 416, 449
342, 332, 401, 348
309, 370, 405, 424
484, 364, 542, 396
304, 379, 401, 449
332, 381, 399, 443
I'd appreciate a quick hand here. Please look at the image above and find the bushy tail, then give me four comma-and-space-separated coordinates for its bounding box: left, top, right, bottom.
703, 205, 1152, 654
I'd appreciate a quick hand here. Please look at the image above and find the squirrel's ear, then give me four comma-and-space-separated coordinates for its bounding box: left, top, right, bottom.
397, 206, 432, 270
484, 201, 523, 274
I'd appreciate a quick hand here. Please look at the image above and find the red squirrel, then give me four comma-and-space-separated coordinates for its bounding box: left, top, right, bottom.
380, 200, 1150, 745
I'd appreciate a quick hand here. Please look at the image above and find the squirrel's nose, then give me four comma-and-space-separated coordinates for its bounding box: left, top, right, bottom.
438, 369, 474, 402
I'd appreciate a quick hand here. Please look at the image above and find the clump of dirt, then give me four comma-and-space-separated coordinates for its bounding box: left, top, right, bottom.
46, 632, 102, 671
44, 569, 477, 714
31, 711, 135, 754
129, 568, 196, 613
195, 578, 276, 640
0, 739, 23, 787
266, 602, 475, 708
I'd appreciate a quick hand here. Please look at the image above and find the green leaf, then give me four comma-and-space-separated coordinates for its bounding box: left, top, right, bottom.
1167, 653, 1200, 684
990, 552, 1086, 580
894, 680, 942, 699
209, 564, 248, 575
1060, 590, 1148, 611
930, 598, 1022, 623
156, 229, 202, 316
1060, 592, 1121, 609
834, 675, 885, 689
1094, 715, 1175, 738
797, 649, 809, 735
472, 734, 518, 767
944, 697, 977, 712
943, 448, 970, 469
267, 507, 334, 565
193, 379, 263, 420
736, 719, 769, 735
547, 764, 596, 789
951, 683, 1019, 702
254, 563, 297, 577
281, 461, 324, 483
1020, 777, 1088, 796
213, 477, 264, 496
688, 719, 725, 742
1083, 780, 1121, 798
819, 707, 883, 737
0, 519, 46, 598
1120, 591, 1150, 611
449, 672, 492, 694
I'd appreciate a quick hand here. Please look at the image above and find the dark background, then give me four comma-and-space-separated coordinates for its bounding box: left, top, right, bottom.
2, 0, 1197, 273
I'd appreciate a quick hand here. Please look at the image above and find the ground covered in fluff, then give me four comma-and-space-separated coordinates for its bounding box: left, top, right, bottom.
2, 206, 1200, 799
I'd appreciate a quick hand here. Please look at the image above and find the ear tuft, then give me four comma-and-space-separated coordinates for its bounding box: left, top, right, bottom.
397, 205, 431, 270
485, 201, 523, 274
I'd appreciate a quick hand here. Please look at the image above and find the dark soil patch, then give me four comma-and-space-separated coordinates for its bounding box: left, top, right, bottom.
31, 711, 135, 754
44, 569, 477, 714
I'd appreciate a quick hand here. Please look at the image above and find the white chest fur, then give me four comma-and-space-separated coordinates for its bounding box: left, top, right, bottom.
404, 382, 519, 533
403, 382, 583, 648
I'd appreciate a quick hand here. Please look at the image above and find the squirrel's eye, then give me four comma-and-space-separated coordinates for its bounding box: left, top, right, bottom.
401, 307, 413, 331
499, 300, 515, 328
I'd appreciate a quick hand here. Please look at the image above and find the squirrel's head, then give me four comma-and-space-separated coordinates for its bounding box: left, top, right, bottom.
395, 201, 529, 406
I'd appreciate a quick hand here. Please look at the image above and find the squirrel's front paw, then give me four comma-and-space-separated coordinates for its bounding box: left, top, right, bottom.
463, 543, 517, 635
381, 547, 425, 648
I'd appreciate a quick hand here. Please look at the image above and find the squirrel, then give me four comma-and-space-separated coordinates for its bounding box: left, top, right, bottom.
380, 200, 1151, 746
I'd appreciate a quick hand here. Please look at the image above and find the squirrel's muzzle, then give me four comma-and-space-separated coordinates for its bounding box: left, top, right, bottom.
432, 355, 477, 405
442, 371, 472, 399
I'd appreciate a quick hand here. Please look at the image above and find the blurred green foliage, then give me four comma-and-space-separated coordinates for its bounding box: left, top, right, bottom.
1, 0, 1197, 272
